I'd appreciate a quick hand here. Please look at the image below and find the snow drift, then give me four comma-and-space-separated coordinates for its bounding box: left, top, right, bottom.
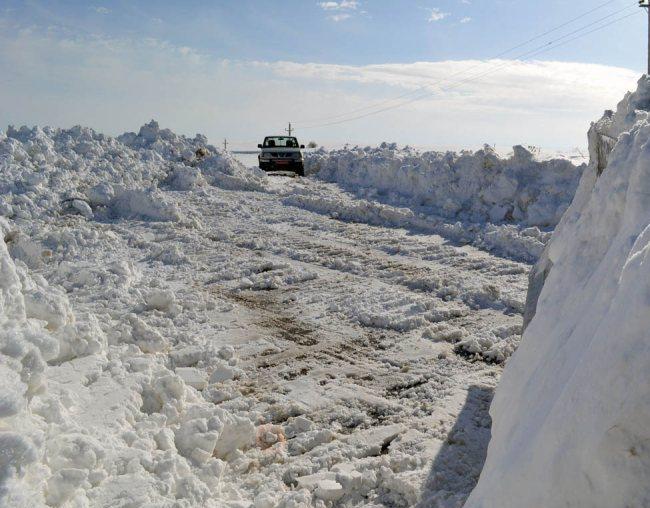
466, 76, 650, 507
305, 143, 584, 228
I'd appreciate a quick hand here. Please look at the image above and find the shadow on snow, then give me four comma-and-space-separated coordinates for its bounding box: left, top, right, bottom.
417, 385, 494, 508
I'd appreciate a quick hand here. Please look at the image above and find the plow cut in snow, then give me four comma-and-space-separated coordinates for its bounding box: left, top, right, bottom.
1, 105, 630, 507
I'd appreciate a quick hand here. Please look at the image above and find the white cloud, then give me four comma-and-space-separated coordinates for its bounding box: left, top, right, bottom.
329, 13, 352, 21
318, 1, 358, 10
91, 6, 110, 15
318, 0, 356, 22
253, 59, 639, 147
261, 59, 635, 105
0, 26, 640, 151
428, 8, 449, 22
319, 1, 359, 20
460, 16, 472, 23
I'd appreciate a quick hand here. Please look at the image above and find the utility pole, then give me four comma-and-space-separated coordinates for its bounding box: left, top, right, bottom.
285, 122, 293, 137
223, 138, 228, 152
641, 0, 650, 75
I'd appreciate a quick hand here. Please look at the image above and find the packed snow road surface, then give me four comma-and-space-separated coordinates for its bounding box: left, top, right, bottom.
59, 177, 523, 507
1, 123, 538, 507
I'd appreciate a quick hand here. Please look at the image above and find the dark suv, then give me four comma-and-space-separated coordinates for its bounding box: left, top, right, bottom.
258, 136, 305, 176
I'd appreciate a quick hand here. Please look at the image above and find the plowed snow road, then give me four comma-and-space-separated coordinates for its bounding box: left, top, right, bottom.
47, 174, 529, 507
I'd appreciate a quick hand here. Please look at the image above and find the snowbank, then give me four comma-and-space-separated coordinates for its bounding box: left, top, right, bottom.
466, 76, 650, 507
301, 144, 582, 262
0, 120, 267, 225
283, 184, 551, 263
0, 121, 280, 506
305, 143, 583, 228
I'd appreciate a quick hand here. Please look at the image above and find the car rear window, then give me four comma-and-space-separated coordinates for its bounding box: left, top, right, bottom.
264, 137, 299, 148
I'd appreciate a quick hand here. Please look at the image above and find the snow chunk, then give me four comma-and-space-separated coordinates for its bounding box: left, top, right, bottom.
23, 285, 73, 331
110, 189, 181, 222
86, 183, 114, 206
209, 362, 241, 384
170, 346, 204, 368
175, 367, 208, 390
127, 314, 168, 353
346, 424, 403, 457
144, 289, 176, 312
315, 479, 345, 501
0, 433, 38, 486
0, 365, 26, 417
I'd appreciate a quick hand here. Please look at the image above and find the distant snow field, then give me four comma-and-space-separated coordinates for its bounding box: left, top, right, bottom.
0, 107, 625, 508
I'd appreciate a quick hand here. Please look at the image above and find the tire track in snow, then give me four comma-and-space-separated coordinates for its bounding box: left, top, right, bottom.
168, 180, 529, 505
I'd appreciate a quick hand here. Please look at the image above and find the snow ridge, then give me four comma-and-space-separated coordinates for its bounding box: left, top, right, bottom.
305, 143, 584, 228
0, 120, 266, 225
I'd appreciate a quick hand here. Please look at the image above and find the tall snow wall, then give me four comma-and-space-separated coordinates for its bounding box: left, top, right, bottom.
465, 76, 650, 507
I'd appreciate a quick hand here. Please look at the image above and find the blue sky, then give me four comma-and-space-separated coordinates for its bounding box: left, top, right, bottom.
0, 1, 646, 150
5, 0, 646, 68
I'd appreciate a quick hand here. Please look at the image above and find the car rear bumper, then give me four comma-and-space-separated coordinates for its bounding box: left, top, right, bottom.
259, 160, 304, 173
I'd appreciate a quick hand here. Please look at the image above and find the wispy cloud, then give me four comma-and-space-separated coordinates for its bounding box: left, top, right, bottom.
329, 13, 352, 21
258, 59, 638, 123
91, 6, 110, 15
0, 25, 639, 149
428, 8, 449, 22
318, 1, 358, 10
319, 1, 359, 21
460, 16, 472, 23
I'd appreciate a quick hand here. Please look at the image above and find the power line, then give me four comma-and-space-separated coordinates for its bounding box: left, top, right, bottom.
436, 11, 639, 99
294, 0, 625, 125
641, 0, 650, 73
300, 11, 638, 130
298, 4, 635, 129
297, 8, 639, 130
